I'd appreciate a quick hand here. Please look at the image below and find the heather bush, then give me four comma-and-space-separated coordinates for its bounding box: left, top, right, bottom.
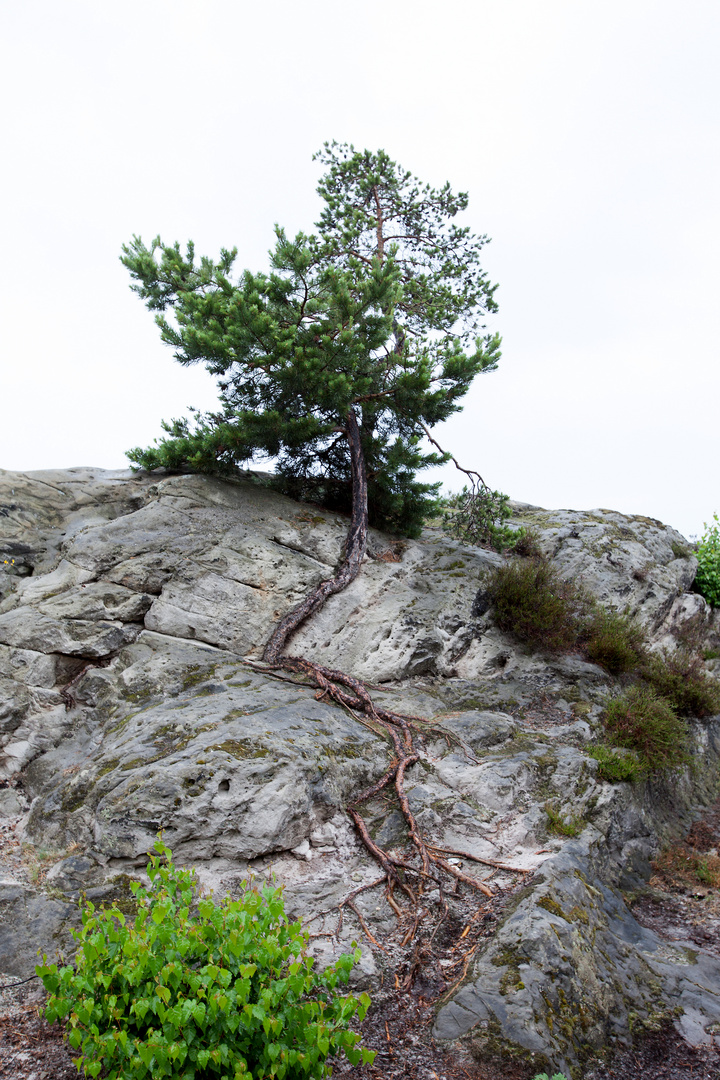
640, 649, 720, 718
601, 686, 691, 774
483, 557, 583, 651
483, 554, 642, 672
583, 607, 645, 675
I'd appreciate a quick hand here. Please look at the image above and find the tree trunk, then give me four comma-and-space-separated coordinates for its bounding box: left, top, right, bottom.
263, 406, 368, 664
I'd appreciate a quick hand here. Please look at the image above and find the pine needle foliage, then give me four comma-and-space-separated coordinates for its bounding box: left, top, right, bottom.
122, 143, 500, 537
441, 485, 519, 551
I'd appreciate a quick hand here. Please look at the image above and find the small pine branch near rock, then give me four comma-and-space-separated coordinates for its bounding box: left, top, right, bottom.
121, 145, 508, 939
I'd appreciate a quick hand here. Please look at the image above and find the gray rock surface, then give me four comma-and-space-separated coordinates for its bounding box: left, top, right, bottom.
0, 466, 719, 1071
433, 828, 720, 1076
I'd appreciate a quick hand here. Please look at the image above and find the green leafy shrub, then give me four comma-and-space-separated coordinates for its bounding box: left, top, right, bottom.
602, 686, 691, 773
36, 840, 374, 1080
583, 607, 645, 675
588, 744, 645, 782
640, 650, 720, 718
694, 513, 720, 607
532, 1073, 570, 1080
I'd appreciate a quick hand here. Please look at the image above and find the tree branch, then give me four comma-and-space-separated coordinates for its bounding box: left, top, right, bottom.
419, 422, 488, 490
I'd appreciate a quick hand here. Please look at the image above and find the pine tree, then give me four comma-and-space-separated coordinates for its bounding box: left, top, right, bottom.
122, 141, 500, 539
121, 144, 502, 913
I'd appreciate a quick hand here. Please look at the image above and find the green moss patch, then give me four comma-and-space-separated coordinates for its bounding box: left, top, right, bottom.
211, 740, 271, 759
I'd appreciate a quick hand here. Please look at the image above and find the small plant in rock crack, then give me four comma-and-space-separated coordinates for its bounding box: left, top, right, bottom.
36, 839, 374, 1079
544, 802, 584, 838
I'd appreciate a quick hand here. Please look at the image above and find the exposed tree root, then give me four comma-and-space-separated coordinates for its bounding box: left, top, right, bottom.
259, 407, 512, 939
263, 653, 499, 921
290, 647, 504, 907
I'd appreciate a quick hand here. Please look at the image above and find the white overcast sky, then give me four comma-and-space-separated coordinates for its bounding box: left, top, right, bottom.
1, 0, 718, 539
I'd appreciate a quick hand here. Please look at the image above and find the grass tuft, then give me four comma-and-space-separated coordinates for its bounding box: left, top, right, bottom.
588, 744, 645, 782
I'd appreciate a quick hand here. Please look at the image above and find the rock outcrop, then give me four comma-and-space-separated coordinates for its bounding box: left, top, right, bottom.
1, 466, 719, 1076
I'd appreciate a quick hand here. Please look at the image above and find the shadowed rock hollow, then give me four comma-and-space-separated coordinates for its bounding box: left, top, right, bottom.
1, 466, 719, 1077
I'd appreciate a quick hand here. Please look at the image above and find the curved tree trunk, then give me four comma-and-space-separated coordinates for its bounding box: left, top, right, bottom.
263, 407, 368, 664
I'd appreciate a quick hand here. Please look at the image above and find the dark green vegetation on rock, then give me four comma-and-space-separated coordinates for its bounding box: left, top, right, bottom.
37, 840, 374, 1080
601, 686, 691, 774
484, 556, 592, 653
586, 744, 645, 783
639, 645, 720, 719
483, 552, 645, 671
482, 549, 720, 782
